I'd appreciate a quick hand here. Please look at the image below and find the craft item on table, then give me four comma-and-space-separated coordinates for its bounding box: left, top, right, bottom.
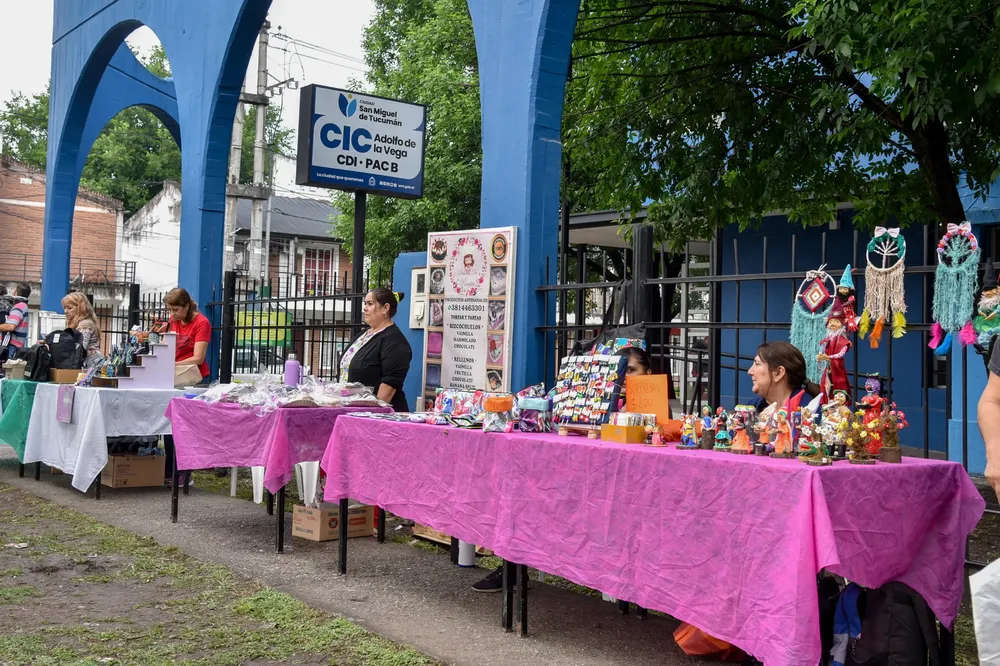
847, 410, 876, 465
818, 298, 853, 402
518, 397, 552, 433
699, 405, 716, 449
729, 411, 751, 454
434, 388, 486, 420
753, 406, 775, 455
929, 222, 981, 354
770, 409, 795, 458
797, 407, 832, 465
196, 378, 386, 415
553, 354, 626, 430
645, 424, 666, 447
877, 403, 907, 463
820, 390, 852, 458
2, 358, 26, 381
609, 412, 650, 427
55, 384, 75, 424
858, 376, 887, 452
791, 264, 837, 384
860, 227, 908, 347
594, 337, 647, 355
512, 383, 545, 418
713, 407, 732, 450
836, 265, 859, 332
483, 394, 516, 433
677, 413, 699, 449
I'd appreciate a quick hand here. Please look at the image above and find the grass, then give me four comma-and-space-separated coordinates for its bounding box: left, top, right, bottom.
0, 483, 438, 666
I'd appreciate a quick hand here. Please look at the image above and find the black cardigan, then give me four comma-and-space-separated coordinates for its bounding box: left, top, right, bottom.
345, 324, 412, 412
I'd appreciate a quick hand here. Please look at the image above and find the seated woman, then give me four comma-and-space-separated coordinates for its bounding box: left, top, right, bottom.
747, 341, 823, 418
62, 291, 103, 367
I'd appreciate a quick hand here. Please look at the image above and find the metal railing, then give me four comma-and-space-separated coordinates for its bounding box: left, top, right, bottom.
0, 254, 135, 287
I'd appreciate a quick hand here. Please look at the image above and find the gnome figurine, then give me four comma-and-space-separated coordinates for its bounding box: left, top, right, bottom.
837, 266, 858, 332
818, 299, 853, 402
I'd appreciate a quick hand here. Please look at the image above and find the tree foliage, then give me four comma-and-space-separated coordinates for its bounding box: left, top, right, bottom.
333, 0, 482, 276
0, 45, 292, 217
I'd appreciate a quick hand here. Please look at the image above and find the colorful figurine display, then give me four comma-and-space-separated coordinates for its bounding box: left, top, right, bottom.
847, 410, 876, 465
770, 409, 795, 458
713, 408, 732, 450
877, 403, 908, 463
836, 266, 859, 332
930, 222, 980, 355
817, 299, 853, 402
821, 391, 852, 458
678, 413, 699, 449
730, 412, 751, 454
699, 406, 716, 449
797, 408, 832, 465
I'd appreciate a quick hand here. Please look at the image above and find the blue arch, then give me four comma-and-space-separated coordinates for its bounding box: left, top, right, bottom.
42, 0, 272, 312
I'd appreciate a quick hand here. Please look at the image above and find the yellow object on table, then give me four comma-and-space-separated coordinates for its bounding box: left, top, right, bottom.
600, 424, 648, 444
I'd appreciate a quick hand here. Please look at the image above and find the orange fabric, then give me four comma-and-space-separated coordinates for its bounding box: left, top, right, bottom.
483, 395, 514, 412
673, 622, 746, 662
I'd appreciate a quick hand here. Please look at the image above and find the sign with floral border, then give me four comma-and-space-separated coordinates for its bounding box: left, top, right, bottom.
446, 236, 489, 297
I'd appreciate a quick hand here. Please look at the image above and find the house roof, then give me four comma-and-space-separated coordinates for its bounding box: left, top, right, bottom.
1, 158, 124, 210
236, 195, 341, 242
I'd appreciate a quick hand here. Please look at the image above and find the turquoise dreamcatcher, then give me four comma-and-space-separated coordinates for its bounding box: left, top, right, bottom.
930, 222, 981, 354
791, 265, 836, 384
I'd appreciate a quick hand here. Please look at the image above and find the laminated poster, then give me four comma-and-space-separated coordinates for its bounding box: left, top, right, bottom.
422, 228, 516, 399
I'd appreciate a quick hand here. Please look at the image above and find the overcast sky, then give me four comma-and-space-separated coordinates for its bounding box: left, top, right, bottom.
0, 0, 375, 145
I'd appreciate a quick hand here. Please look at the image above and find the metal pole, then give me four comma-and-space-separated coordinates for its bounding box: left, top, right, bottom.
248, 22, 270, 279
352, 191, 367, 324
219, 271, 237, 384
224, 91, 246, 273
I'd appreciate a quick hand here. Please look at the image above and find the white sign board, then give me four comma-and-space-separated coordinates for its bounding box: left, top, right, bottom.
296, 85, 426, 198
421, 228, 517, 410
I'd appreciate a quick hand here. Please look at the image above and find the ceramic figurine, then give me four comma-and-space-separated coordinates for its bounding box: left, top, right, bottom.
753, 409, 772, 455
821, 390, 852, 458
837, 266, 859, 332
699, 406, 716, 449
678, 414, 699, 449
818, 299, 853, 402
770, 409, 794, 458
650, 425, 665, 447
730, 412, 751, 454
714, 410, 732, 451
797, 408, 832, 465
877, 403, 907, 463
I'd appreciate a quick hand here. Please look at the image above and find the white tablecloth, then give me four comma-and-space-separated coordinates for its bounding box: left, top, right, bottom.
23, 384, 181, 491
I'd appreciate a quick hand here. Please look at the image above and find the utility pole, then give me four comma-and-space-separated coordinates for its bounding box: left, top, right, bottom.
223, 88, 245, 273
248, 23, 270, 281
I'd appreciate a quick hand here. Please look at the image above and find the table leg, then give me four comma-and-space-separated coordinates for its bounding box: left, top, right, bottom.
34, 462, 40, 480
182, 471, 190, 495
502, 559, 514, 632
450, 537, 459, 565
230, 467, 238, 497
94, 477, 101, 500
266, 489, 274, 515
171, 465, 180, 524
376, 508, 386, 543
618, 600, 630, 615
338, 498, 349, 575
940, 624, 955, 666
276, 485, 286, 554
18, 463, 24, 478
636, 605, 647, 619
517, 563, 528, 637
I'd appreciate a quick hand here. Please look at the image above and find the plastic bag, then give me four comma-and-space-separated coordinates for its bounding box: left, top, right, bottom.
672, 623, 745, 662
971, 557, 1000, 665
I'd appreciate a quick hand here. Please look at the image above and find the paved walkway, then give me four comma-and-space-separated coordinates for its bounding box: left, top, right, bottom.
0, 454, 699, 666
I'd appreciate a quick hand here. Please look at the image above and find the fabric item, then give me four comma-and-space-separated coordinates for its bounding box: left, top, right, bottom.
165, 399, 391, 493
846, 582, 941, 666
322, 419, 984, 666
673, 623, 745, 661
839, 265, 855, 291
831, 583, 863, 666
0, 379, 39, 462
5, 300, 29, 349
970, 557, 1000, 665
344, 324, 412, 412
931, 224, 981, 354
338, 328, 377, 383
169, 313, 212, 378
861, 228, 908, 347
23, 384, 181, 491
792, 267, 836, 384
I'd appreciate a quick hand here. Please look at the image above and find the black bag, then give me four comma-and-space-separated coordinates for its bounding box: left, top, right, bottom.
44, 328, 85, 369
17, 344, 52, 382
570, 280, 646, 355
818, 575, 843, 666
846, 582, 941, 666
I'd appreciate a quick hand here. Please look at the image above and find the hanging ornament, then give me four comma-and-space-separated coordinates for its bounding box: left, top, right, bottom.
835, 265, 858, 332
791, 264, 836, 384
859, 227, 907, 348
929, 222, 981, 355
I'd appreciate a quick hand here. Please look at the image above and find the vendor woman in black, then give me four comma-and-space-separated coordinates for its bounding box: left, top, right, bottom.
340, 288, 412, 412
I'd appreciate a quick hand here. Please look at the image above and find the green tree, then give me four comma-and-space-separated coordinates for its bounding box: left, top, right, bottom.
333, 0, 482, 278
0, 45, 292, 217
568, 0, 1000, 240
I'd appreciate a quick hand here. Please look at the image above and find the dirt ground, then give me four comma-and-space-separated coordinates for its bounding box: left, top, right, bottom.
0, 483, 436, 666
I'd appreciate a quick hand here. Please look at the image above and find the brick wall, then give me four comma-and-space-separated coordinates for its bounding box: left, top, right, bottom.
0, 161, 121, 283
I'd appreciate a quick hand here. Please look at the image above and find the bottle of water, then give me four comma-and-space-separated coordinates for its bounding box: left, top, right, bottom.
284, 353, 301, 386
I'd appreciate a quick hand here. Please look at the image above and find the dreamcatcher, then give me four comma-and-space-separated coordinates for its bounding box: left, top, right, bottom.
791, 264, 836, 384
859, 227, 907, 348
929, 222, 980, 355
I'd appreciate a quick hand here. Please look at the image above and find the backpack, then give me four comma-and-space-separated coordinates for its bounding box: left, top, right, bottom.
16, 344, 52, 382
845, 582, 941, 666
44, 328, 85, 369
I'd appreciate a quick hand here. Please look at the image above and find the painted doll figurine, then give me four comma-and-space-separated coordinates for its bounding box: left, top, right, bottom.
699, 406, 716, 449
822, 390, 852, 458
678, 414, 698, 448
771, 409, 793, 457
837, 266, 859, 332
753, 414, 771, 455
818, 300, 853, 402
730, 413, 751, 454
714, 412, 733, 450
859, 377, 887, 453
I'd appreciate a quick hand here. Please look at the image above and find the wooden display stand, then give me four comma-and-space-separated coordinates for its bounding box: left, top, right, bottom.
557, 424, 600, 439
411, 524, 492, 556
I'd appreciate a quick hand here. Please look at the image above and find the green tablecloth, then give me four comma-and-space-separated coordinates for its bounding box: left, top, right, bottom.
0, 379, 40, 463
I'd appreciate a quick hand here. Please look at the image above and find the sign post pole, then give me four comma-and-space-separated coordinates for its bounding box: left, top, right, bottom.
352, 190, 367, 325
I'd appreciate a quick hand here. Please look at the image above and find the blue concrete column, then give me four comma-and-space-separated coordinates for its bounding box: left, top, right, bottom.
393, 251, 428, 411
466, 0, 580, 389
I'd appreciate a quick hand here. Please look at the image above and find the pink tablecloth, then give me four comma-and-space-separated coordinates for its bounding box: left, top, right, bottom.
321, 417, 985, 666
166, 399, 389, 493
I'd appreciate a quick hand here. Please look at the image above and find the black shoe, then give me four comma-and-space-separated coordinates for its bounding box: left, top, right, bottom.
472, 567, 504, 593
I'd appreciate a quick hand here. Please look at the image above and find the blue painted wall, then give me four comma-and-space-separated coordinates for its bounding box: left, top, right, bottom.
393, 252, 426, 412
718, 213, 950, 455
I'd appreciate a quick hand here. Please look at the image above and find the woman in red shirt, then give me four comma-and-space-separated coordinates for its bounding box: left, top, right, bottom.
163, 288, 211, 380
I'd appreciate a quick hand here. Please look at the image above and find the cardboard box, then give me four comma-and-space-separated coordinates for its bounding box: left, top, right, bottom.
101, 454, 166, 488
292, 503, 375, 542
50, 368, 83, 384
601, 424, 648, 444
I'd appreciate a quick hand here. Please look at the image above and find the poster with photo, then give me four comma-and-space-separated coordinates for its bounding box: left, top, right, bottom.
422, 228, 516, 398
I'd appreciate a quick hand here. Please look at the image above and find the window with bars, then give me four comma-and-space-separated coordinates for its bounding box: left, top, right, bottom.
303, 248, 333, 296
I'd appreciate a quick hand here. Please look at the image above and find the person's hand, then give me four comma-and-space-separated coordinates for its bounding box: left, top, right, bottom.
816, 353, 829, 362
986, 460, 1000, 500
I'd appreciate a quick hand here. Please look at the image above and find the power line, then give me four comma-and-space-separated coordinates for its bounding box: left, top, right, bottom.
269, 45, 367, 74
272, 33, 367, 66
